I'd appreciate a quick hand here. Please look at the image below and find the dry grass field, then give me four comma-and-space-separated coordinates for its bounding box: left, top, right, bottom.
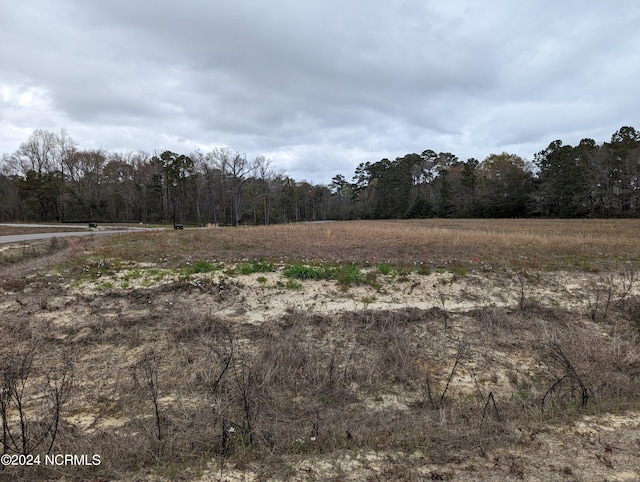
1, 219, 640, 481
0, 225, 89, 237
95, 218, 640, 270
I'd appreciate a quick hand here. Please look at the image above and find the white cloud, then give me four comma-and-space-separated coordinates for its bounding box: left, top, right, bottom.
1, 0, 639, 183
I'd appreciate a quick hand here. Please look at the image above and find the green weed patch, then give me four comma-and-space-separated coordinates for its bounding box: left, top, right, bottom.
238, 259, 276, 274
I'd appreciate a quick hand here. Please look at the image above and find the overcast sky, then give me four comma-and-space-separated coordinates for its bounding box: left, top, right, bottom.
1, 1, 639, 184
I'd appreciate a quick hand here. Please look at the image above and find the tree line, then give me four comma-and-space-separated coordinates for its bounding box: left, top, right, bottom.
1, 126, 639, 224
0, 130, 330, 224
331, 126, 640, 219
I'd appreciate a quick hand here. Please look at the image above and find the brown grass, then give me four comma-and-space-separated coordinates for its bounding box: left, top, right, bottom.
2, 291, 639, 480
92, 219, 640, 272
0, 225, 88, 236
1, 219, 640, 480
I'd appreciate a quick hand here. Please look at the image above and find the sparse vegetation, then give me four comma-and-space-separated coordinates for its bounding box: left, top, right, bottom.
1, 220, 640, 480
282, 263, 326, 280
183, 260, 220, 275
331, 263, 365, 287
88, 219, 640, 274
237, 259, 275, 274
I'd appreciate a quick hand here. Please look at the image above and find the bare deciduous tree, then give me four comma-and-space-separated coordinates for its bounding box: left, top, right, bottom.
212, 148, 257, 225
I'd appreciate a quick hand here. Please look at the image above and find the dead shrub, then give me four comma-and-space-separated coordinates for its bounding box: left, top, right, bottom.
614, 294, 640, 329
346, 307, 447, 332
470, 306, 512, 332
126, 288, 154, 304
0, 278, 27, 292
169, 311, 228, 342
540, 324, 640, 411
371, 324, 423, 386
0, 341, 74, 459
0, 314, 33, 345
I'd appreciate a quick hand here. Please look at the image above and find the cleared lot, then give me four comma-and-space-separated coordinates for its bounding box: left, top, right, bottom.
1, 219, 639, 481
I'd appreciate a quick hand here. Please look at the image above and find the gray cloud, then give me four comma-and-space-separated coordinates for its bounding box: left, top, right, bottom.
1, 0, 639, 183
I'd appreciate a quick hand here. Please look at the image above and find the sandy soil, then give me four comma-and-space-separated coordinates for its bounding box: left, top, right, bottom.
2, 256, 640, 481
76, 265, 640, 480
